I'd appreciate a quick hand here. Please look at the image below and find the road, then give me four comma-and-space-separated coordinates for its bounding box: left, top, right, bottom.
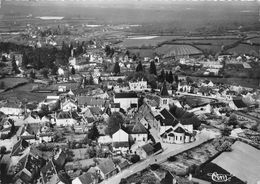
100, 131, 211, 184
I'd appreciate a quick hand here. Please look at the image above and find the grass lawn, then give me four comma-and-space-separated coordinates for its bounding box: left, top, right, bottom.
0, 77, 28, 89
0, 83, 56, 102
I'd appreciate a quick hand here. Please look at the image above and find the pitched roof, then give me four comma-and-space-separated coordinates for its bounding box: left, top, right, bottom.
174, 127, 186, 133
112, 141, 129, 148
141, 143, 154, 155
11, 139, 29, 157
131, 122, 147, 134
233, 99, 247, 108
111, 103, 120, 108
114, 92, 138, 99
76, 96, 106, 107
78, 172, 96, 184
97, 159, 116, 175
160, 82, 169, 97
89, 107, 102, 115
160, 109, 176, 121
161, 171, 175, 184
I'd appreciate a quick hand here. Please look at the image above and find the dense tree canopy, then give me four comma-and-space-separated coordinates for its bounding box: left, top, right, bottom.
136, 61, 143, 72
106, 112, 125, 136
113, 62, 120, 75
149, 61, 157, 75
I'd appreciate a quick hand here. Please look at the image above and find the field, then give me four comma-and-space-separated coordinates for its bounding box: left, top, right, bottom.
173, 38, 240, 54
0, 83, 56, 102
227, 43, 260, 57
115, 36, 177, 48
192, 76, 260, 89
0, 77, 28, 90
156, 44, 203, 58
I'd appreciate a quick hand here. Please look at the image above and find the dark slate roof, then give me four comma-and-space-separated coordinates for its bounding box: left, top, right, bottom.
160, 82, 169, 97
111, 103, 120, 108
161, 119, 179, 127
131, 122, 147, 134
141, 143, 154, 155
153, 142, 163, 153
113, 141, 129, 148
160, 109, 176, 121
11, 139, 29, 157
233, 99, 247, 108
114, 92, 138, 99
161, 171, 175, 184
174, 127, 186, 133
168, 133, 175, 137
97, 159, 117, 175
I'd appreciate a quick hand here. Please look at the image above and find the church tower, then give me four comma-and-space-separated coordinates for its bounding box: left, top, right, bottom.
160, 82, 169, 108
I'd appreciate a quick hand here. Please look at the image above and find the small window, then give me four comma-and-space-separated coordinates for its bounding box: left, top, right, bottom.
163, 99, 167, 104
180, 136, 182, 141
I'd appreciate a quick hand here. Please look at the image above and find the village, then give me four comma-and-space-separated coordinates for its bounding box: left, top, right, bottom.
0, 36, 260, 184
0, 1, 260, 183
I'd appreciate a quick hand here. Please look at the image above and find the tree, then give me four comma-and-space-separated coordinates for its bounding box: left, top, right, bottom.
165, 71, 169, 82
136, 61, 143, 72
168, 71, 174, 83
149, 61, 157, 75
107, 112, 125, 136
1, 55, 7, 62
0, 146, 6, 154
22, 53, 29, 68
88, 75, 94, 85
105, 45, 111, 56
30, 70, 36, 79
71, 67, 76, 75
88, 123, 100, 140
51, 65, 58, 75
0, 81, 5, 89
113, 62, 120, 75
40, 68, 49, 78
228, 114, 238, 127
158, 69, 165, 82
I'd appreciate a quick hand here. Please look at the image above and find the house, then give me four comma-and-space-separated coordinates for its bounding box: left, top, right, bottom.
229, 98, 248, 111
16, 123, 40, 144
110, 103, 120, 112
129, 79, 148, 91
114, 92, 138, 111
159, 82, 170, 109
130, 122, 148, 143
112, 128, 129, 153
10, 139, 29, 157
38, 124, 54, 143
139, 117, 149, 129
136, 143, 154, 159
40, 160, 70, 184
155, 108, 179, 135
61, 99, 78, 112
116, 159, 131, 172
160, 171, 177, 184
178, 81, 191, 93
23, 112, 47, 124
72, 172, 98, 184
0, 118, 14, 139
76, 96, 106, 108
95, 159, 118, 180
161, 126, 193, 144
55, 111, 78, 126
13, 148, 45, 184
0, 100, 23, 116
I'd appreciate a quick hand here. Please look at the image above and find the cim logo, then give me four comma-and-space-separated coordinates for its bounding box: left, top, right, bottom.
207, 172, 233, 182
